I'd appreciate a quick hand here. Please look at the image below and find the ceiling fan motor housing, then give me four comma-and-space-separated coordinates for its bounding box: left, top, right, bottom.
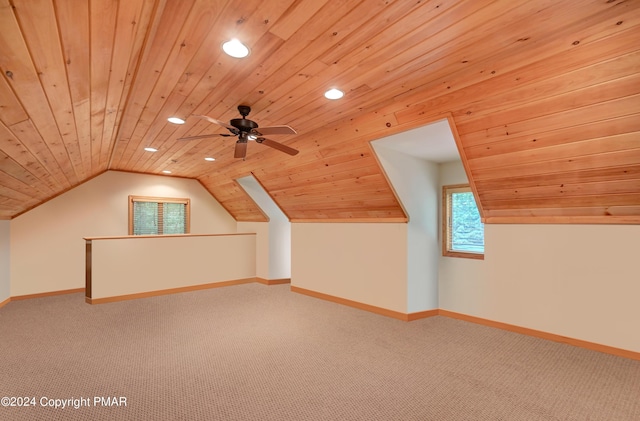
230, 117, 258, 133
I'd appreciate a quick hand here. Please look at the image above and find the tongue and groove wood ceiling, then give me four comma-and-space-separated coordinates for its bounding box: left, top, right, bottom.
0, 0, 639, 223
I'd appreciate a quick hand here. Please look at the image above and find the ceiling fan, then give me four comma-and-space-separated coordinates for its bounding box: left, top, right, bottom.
177, 105, 299, 159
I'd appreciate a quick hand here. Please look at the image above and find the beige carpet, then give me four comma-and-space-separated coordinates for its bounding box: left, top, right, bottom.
0, 283, 638, 420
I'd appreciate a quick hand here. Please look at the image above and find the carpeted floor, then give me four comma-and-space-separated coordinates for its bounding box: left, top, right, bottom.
1, 283, 638, 420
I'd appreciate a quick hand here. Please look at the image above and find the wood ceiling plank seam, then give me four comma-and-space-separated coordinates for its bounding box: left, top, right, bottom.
471, 148, 640, 182
348, 0, 536, 93
243, 0, 401, 121
196, 178, 267, 222
317, 0, 449, 67
198, 0, 369, 129
467, 131, 640, 172
115, 0, 228, 169
0, 120, 60, 194
89, 0, 119, 173
282, 197, 407, 209
54, 0, 93, 177
479, 179, 640, 202
0, 0, 76, 189
483, 206, 640, 218
456, 73, 640, 137
397, 27, 640, 130
461, 94, 640, 147
108, 0, 198, 168
453, 49, 640, 129
251, 149, 372, 180
464, 114, 640, 160
0, 173, 40, 201
310, 0, 544, 122
484, 216, 640, 224
11, 0, 85, 182
265, 162, 382, 189
268, 0, 331, 41
483, 192, 640, 210
369, 1, 640, 131
474, 165, 640, 192
0, 67, 28, 125
102, 0, 157, 170
269, 174, 395, 198
366, 0, 621, 93
0, 150, 54, 196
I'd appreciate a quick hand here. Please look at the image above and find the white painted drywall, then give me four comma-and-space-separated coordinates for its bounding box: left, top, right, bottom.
439, 161, 640, 353
90, 234, 256, 299
0, 221, 9, 303
10, 171, 237, 296
237, 222, 270, 279
371, 144, 440, 312
237, 175, 291, 279
291, 223, 408, 313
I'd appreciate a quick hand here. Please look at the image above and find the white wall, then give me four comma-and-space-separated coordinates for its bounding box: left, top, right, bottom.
372, 144, 440, 312
439, 162, 640, 353
292, 223, 408, 313
0, 220, 9, 302
237, 175, 291, 279
10, 171, 237, 296
90, 234, 256, 299
237, 222, 270, 279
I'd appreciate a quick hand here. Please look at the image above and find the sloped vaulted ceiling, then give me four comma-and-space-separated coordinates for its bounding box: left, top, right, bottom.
0, 0, 639, 223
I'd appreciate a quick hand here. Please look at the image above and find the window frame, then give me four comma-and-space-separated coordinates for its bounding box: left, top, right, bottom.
128, 195, 191, 235
442, 184, 484, 260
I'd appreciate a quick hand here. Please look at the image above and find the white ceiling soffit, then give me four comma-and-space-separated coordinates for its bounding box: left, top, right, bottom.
372, 119, 459, 163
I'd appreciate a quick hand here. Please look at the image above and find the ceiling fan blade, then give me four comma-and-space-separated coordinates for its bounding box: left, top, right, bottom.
253, 125, 297, 136
193, 114, 237, 132
234, 140, 248, 159
177, 134, 230, 141
257, 137, 299, 156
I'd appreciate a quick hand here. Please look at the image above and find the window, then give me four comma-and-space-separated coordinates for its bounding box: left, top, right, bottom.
128, 196, 190, 235
442, 185, 484, 259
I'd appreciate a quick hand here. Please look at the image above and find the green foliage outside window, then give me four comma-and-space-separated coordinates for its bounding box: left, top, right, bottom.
450, 191, 484, 253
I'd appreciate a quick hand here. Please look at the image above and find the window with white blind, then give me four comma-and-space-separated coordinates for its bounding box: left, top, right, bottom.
128, 196, 190, 235
442, 185, 484, 259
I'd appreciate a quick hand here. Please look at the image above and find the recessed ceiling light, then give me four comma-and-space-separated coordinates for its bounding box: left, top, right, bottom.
162, 170, 172, 174
167, 117, 185, 124
222, 38, 250, 58
204, 157, 216, 161
144, 147, 158, 152
324, 88, 344, 100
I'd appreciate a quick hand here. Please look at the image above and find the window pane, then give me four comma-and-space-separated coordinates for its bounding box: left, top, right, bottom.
163, 202, 186, 234
133, 201, 158, 235
451, 191, 484, 253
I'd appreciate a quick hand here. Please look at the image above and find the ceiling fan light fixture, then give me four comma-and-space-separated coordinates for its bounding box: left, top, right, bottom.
167, 117, 185, 124
204, 157, 216, 161
222, 38, 250, 58
144, 147, 158, 152
247, 134, 258, 141
324, 88, 344, 100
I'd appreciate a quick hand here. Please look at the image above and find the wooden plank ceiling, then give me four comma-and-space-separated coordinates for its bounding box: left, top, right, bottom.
0, 0, 639, 223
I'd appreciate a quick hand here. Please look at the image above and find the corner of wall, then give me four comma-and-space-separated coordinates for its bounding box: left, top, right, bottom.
0, 220, 10, 303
